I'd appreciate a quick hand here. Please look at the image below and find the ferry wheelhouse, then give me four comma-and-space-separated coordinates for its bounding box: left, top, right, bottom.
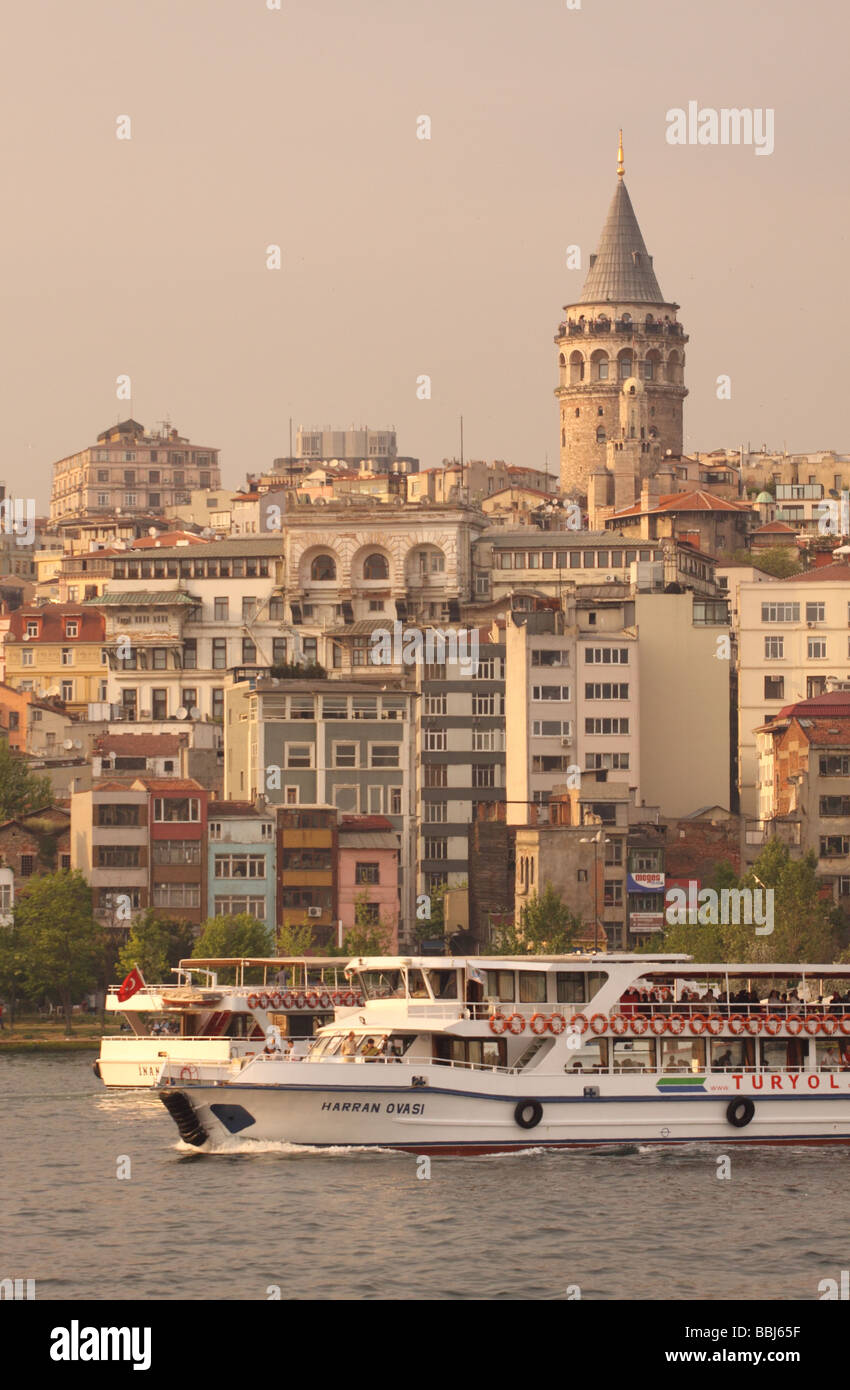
158, 954, 850, 1153
95, 957, 360, 1087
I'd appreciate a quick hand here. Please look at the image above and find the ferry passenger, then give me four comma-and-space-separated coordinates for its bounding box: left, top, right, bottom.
263, 1034, 282, 1057
715, 1047, 733, 1069
341, 1031, 357, 1062
361, 1037, 379, 1059
702, 987, 718, 1009
282, 1039, 295, 1060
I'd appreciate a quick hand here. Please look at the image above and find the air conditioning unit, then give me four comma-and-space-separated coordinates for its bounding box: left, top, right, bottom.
139, 710, 151, 720
561, 736, 573, 747
307, 906, 322, 918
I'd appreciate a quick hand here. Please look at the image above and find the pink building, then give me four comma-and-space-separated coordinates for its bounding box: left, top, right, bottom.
337, 815, 401, 949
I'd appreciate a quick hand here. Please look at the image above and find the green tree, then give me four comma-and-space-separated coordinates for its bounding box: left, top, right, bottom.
275, 920, 315, 956
342, 892, 393, 955
15, 870, 102, 1035
734, 546, 802, 579
0, 913, 26, 1026
0, 743, 53, 823
492, 883, 580, 955
192, 913, 274, 976
117, 911, 196, 984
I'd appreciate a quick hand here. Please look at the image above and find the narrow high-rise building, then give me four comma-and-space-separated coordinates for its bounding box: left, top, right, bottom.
555, 135, 688, 496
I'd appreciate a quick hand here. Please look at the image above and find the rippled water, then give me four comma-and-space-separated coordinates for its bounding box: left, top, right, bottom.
2, 1054, 847, 1301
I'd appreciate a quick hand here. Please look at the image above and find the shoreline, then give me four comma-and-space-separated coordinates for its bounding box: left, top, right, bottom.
0, 1039, 100, 1053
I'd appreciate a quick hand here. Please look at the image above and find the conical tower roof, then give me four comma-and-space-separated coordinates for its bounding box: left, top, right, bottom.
579, 160, 665, 305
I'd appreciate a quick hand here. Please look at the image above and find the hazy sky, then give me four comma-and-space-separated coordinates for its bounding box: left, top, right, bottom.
1, 0, 847, 509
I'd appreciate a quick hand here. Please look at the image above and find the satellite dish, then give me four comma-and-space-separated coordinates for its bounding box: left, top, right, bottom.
148, 527, 158, 537
63, 739, 73, 750
22, 632, 30, 640
188, 707, 200, 720
175, 707, 188, 720
73, 740, 82, 749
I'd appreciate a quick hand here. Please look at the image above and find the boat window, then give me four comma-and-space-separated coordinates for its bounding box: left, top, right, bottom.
613, 1039, 656, 1072
710, 1039, 750, 1071
587, 971, 609, 1000
660, 1038, 705, 1072
467, 1039, 503, 1069
428, 969, 457, 999
486, 970, 515, 1002
358, 970, 406, 1000
518, 972, 547, 1005
556, 972, 586, 1004
408, 968, 430, 998
565, 1038, 608, 1073
434, 1035, 505, 1068
815, 1040, 850, 1071
312, 1035, 343, 1058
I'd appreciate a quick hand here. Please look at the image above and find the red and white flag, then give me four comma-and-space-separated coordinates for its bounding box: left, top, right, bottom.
117, 966, 146, 1002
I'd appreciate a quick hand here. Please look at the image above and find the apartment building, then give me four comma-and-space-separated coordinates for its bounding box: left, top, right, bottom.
337, 814, 400, 949
207, 802, 276, 928
0, 806, 71, 923
277, 806, 337, 945
754, 690, 850, 903
224, 679, 416, 934
4, 604, 108, 714
72, 777, 208, 925
737, 563, 850, 815
50, 420, 221, 523
514, 779, 631, 950
87, 536, 285, 723
416, 628, 506, 899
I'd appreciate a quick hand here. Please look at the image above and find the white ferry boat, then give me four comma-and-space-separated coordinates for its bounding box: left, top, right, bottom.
95, 956, 359, 1087
157, 953, 850, 1153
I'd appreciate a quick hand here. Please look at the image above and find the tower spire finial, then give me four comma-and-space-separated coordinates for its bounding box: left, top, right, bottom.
617, 129, 624, 180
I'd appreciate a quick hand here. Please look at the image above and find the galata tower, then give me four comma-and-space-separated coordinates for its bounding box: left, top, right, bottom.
555, 134, 688, 496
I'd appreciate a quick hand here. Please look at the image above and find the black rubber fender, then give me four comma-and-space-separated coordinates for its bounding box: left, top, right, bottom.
514, 1099, 543, 1130
726, 1097, 755, 1129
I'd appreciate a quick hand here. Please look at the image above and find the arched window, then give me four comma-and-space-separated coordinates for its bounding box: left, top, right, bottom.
618, 351, 633, 381
363, 553, 389, 580
596, 426, 606, 443
575, 408, 580, 418
591, 349, 609, 382
569, 351, 585, 385
310, 554, 336, 581
561, 428, 566, 446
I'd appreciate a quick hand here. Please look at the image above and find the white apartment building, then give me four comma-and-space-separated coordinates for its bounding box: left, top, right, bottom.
87, 537, 286, 724
737, 563, 850, 815
50, 420, 221, 523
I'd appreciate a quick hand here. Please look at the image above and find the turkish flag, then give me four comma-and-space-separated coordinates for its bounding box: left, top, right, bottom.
117, 967, 145, 1002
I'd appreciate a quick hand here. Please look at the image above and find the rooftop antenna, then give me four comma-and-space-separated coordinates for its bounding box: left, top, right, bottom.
460, 414, 464, 501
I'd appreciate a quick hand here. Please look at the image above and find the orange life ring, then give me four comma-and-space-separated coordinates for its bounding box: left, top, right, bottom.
630, 1015, 649, 1036
489, 1013, 508, 1035
247, 993, 260, 1008
569, 1014, 589, 1035
342, 991, 355, 1007
786, 1014, 803, 1035
745, 1015, 762, 1036
820, 1015, 839, 1036
319, 993, 331, 1009
728, 1015, 747, 1035
804, 1015, 821, 1036
530, 1013, 549, 1036
269, 992, 282, 1010
689, 1015, 708, 1035
330, 992, 340, 1005
507, 1013, 526, 1035
763, 1015, 782, 1036
839, 1017, 850, 1036
667, 1015, 686, 1036
258, 993, 270, 1010
609, 1014, 629, 1036
589, 1013, 608, 1035
179, 1064, 198, 1082
305, 992, 318, 1009
548, 1013, 567, 1035
649, 1016, 667, 1036
282, 992, 294, 1009
706, 1015, 724, 1035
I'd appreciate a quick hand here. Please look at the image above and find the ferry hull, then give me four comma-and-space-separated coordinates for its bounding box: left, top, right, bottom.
159, 1069, 850, 1153
96, 1041, 254, 1088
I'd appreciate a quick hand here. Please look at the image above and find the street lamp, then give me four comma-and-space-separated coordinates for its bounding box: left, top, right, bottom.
580, 829, 611, 951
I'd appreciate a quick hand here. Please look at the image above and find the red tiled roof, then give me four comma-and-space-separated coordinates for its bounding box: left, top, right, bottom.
130, 777, 206, 793
207, 800, 265, 815
788, 563, 850, 582
7, 604, 105, 641
610, 489, 752, 519
96, 733, 184, 755
340, 814, 393, 831
755, 521, 796, 534
776, 691, 850, 719
130, 532, 209, 549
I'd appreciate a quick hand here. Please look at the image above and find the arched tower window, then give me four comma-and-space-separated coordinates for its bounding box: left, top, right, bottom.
596, 426, 607, 443
666, 351, 682, 385
569, 350, 585, 385
590, 349, 609, 382
617, 350, 633, 381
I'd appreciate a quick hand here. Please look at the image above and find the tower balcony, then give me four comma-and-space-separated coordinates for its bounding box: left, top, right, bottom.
556, 319, 686, 342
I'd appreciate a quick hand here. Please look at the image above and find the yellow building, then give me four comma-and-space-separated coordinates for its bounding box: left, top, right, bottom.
4, 603, 108, 714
